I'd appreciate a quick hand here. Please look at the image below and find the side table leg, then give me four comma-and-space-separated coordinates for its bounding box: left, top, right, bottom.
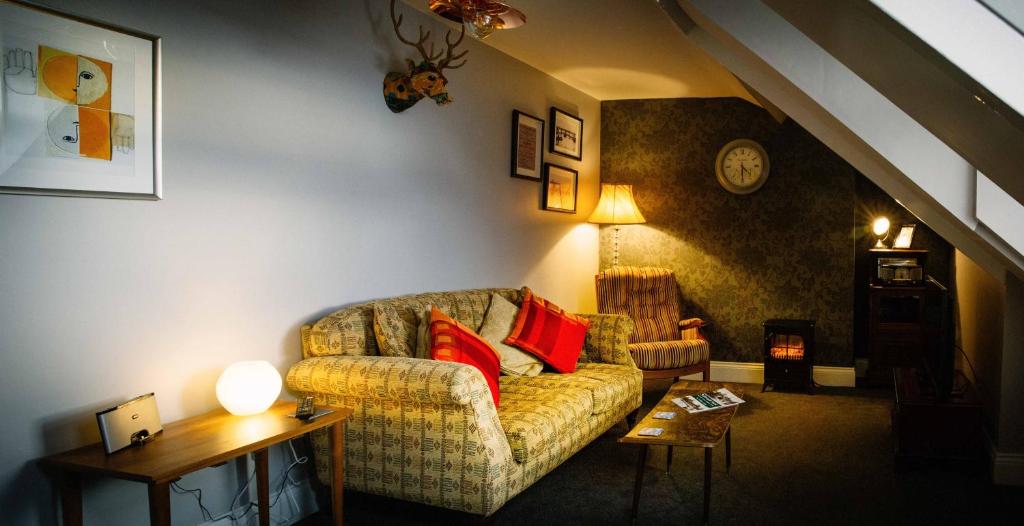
58, 471, 83, 526
703, 447, 712, 526
726, 427, 732, 471
330, 420, 345, 526
631, 444, 648, 525
666, 446, 673, 474
255, 448, 270, 526
148, 481, 171, 526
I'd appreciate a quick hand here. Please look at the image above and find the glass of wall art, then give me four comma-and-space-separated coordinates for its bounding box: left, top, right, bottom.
0, 0, 160, 199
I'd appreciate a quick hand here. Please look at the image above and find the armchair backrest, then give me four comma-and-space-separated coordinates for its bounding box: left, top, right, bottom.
596, 267, 682, 344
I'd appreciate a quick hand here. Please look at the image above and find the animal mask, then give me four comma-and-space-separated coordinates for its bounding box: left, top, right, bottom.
384, 0, 468, 113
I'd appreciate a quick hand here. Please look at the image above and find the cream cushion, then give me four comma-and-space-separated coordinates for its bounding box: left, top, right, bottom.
480, 293, 543, 376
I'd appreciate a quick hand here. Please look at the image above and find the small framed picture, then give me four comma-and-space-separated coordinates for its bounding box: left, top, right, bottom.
892, 224, 916, 248
543, 163, 578, 213
511, 110, 544, 180
549, 107, 583, 161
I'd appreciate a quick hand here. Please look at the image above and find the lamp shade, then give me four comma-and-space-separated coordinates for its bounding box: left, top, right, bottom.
215, 361, 282, 416
588, 184, 646, 224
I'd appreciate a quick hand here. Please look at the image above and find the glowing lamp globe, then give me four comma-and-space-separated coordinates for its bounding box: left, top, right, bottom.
872, 217, 890, 236
216, 361, 282, 416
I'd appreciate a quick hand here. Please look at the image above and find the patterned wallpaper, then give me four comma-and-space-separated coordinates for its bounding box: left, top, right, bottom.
600, 98, 863, 365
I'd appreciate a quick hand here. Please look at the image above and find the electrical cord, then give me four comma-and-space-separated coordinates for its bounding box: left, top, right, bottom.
171, 481, 215, 522
176, 439, 311, 525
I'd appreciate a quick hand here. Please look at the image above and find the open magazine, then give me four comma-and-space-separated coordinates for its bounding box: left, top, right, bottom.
672, 388, 745, 414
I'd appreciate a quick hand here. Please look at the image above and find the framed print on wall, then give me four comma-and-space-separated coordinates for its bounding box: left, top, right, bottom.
511, 110, 544, 181
542, 163, 578, 213
549, 107, 582, 161
0, 0, 162, 199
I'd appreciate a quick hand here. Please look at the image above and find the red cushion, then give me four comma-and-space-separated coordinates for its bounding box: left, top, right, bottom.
504, 288, 590, 373
429, 306, 501, 407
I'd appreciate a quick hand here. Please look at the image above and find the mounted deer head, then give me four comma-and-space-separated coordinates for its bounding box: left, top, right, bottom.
383, 0, 468, 113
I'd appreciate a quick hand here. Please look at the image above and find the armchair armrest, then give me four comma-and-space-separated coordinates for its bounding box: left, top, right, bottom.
286, 355, 490, 406
680, 318, 708, 329
577, 313, 636, 367
680, 317, 709, 341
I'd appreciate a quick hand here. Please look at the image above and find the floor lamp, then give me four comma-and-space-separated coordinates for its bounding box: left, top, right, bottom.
588, 184, 646, 267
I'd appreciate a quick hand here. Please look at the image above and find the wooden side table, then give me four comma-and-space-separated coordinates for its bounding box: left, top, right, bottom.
40, 401, 352, 526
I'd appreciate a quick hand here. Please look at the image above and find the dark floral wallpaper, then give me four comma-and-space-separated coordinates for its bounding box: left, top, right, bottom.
599, 97, 945, 366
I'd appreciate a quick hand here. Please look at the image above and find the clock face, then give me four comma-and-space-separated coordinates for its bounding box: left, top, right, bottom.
715, 139, 770, 194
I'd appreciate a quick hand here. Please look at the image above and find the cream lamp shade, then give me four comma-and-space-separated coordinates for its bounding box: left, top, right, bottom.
588, 184, 646, 224
216, 361, 282, 416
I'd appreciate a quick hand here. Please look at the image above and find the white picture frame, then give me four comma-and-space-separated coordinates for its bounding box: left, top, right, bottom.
0, 0, 161, 199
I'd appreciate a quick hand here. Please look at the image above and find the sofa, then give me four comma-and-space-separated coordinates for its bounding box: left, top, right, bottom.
286, 287, 643, 517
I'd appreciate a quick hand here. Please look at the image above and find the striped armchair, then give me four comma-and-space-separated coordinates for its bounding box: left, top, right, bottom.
596, 266, 711, 382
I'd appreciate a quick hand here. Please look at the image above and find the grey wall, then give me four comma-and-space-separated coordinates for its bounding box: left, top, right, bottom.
0, 1, 600, 524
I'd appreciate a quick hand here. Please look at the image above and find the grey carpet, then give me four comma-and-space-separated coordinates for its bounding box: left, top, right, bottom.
301, 382, 1022, 525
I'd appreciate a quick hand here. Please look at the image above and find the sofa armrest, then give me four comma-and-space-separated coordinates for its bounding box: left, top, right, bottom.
577, 313, 636, 367
286, 354, 515, 516
286, 355, 490, 406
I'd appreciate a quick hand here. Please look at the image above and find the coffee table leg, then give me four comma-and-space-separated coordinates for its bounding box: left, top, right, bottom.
631, 444, 648, 524
330, 420, 345, 526
726, 426, 732, 471
703, 447, 712, 526
255, 448, 270, 526
148, 481, 171, 526
666, 446, 673, 474
58, 471, 83, 526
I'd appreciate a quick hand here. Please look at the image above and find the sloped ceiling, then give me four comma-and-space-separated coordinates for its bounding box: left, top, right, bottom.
403, 0, 755, 102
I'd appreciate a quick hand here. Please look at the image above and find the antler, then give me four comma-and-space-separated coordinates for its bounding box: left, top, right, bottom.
438, 23, 469, 71
390, 0, 443, 64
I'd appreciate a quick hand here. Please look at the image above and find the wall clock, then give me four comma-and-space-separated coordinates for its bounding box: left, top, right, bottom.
715, 138, 770, 194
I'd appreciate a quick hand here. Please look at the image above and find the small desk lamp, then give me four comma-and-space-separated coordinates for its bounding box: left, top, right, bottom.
588, 184, 646, 267
872, 217, 891, 249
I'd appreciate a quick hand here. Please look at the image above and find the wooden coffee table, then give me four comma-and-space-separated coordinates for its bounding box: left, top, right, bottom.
620, 381, 745, 526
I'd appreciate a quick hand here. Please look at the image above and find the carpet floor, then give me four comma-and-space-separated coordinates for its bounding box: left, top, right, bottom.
300, 382, 1022, 525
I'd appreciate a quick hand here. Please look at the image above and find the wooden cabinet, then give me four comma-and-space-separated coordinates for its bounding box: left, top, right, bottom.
866, 284, 926, 385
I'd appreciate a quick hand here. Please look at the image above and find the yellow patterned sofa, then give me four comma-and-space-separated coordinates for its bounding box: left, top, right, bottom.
286, 287, 642, 518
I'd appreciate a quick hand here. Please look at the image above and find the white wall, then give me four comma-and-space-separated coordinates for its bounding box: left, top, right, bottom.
0, 1, 600, 523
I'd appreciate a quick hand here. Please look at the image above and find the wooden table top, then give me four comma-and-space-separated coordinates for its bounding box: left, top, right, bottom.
39, 401, 352, 484
620, 381, 745, 448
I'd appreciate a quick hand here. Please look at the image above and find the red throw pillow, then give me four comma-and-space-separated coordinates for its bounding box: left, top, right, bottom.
504, 288, 590, 373
429, 306, 501, 407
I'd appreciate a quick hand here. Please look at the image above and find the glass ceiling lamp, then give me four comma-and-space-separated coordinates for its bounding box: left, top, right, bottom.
588, 184, 647, 267
428, 0, 526, 39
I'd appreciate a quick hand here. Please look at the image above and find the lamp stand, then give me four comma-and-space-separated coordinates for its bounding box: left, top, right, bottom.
612, 225, 621, 267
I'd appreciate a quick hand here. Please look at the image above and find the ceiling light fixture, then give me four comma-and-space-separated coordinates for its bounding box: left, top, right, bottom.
427, 0, 526, 40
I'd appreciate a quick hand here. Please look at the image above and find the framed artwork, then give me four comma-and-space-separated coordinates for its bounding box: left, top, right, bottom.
892, 224, 916, 248
549, 107, 582, 161
542, 163, 578, 213
511, 110, 543, 180
0, 0, 161, 199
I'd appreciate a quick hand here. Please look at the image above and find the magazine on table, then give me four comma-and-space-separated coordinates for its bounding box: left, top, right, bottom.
672, 388, 745, 414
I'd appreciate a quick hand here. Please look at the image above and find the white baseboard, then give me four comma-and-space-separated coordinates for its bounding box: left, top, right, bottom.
681, 361, 856, 387
990, 443, 1024, 486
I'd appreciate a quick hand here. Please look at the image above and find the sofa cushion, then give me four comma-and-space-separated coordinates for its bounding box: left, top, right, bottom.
480, 293, 543, 377
496, 384, 594, 464
430, 307, 501, 407
504, 288, 590, 373
372, 289, 521, 358
501, 363, 640, 415
628, 339, 710, 370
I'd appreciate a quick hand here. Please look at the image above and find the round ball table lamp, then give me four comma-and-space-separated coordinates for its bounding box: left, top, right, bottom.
872, 216, 891, 248
216, 361, 282, 416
